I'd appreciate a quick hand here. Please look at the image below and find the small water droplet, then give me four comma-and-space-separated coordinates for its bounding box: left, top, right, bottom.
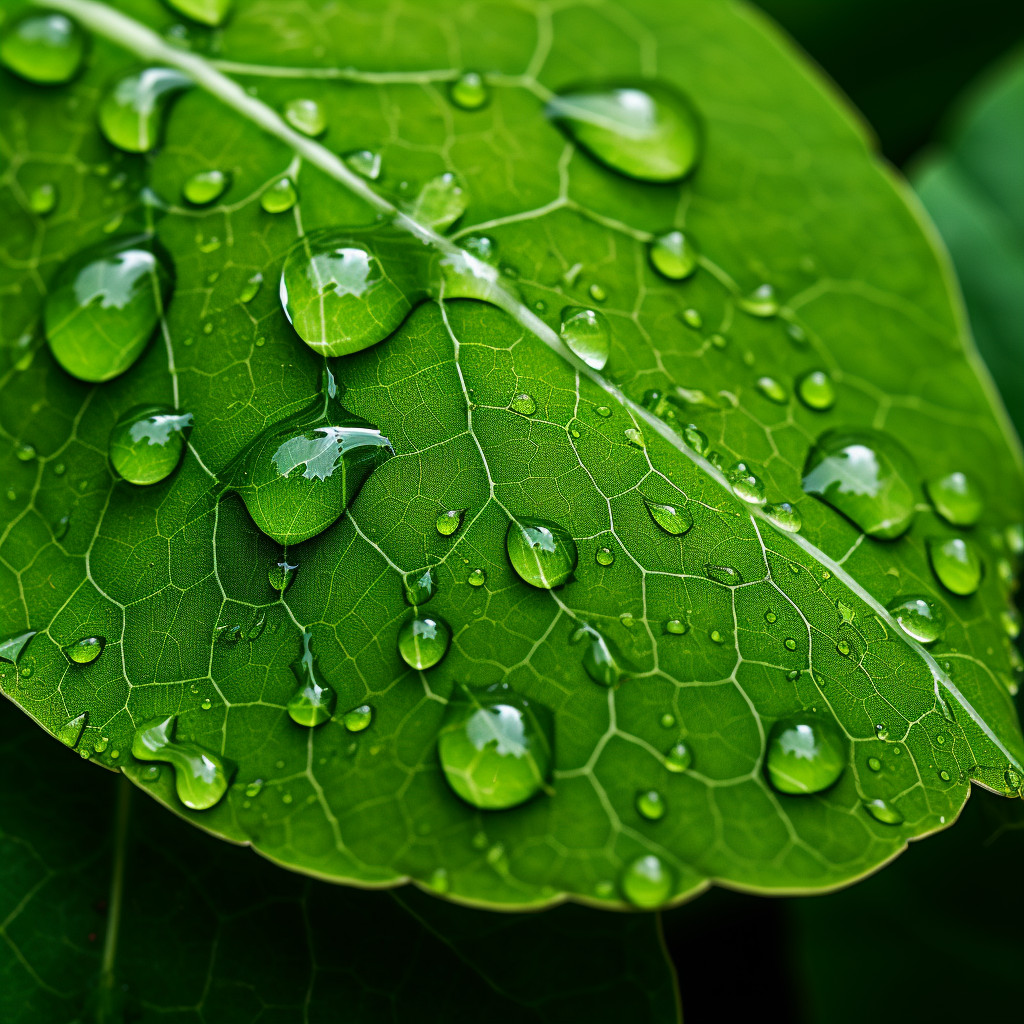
109, 405, 192, 486
28, 182, 58, 216
574, 624, 630, 687
762, 501, 802, 533
467, 567, 486, 588
269, 559, 297, 592
595, 405, 612, 418
927, 536, 983, 596
867, 756, 882, 772
505, 517, 577, 588
588, 282, 607, 303
406, 172, 467, 231
404, 567, 438, 606
287, 631, 337, 727
183, 169, 230, 206
343, 148, 382, 180
836, 639, 851, 657
200, 697, 212, 711
795, 369, 836, 411
245, 779, 263, 798
64, 636, 104, 665
738, 284, 778, 317
283, 97, 326, 137
887, 594, 945, 644
397, 616, 451, 669
644, 498, 693, 536
57, 711, 88, 748
704, 564, 743, 586
665, 618, 689, 635
619, 854, 674, 908
727, 461, 765, 505
648, 230, 699, 280
436, 508, 465, 537
660, 713, 676, 728
765, 715, 846, 794
636, 789, 666, 821
624, 426, 645, 449
681, 308, 702, 329
595, 545, 615, 567
783, 637, 797, 651
709, 629, 725, 644
925, 471, 983, 527
756, 376, 788, 404
0, 11, 87, 85
682, 424, 708, 455
620, 612, 636, 629
99, 67, 191, 152
559, 306, 610, 370
863, 798, 903, 825
510, 392, 536, 416
261, 176, 298, 213
664, 741, 693, 772
342, 704, 374, 733
448, 71, 489, 110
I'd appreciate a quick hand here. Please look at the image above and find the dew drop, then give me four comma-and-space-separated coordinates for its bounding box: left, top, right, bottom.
269, 559, 297, 592
682, 424, 709, 455
283, 97, 326, 137
29, 182, 58, 216
727, 461, 766, 505
406, 172, 467, 231
925, 471, 983, 527
131, 715, 234, 810
620, 612, 636, 629
795, 369, 836, 411
644, 498, 693, 536
343, 148, 382, 180
57, 711, 88, 748
44, 238, 174, 383
765, 715, 846, 795
648, 230, 699, 280
467, 568, 486, 588
0, 12, 87, 85
927, 537, 983, 596
595, 405, 612, 418
802, 430, 917, 539
200, 698, 212, 711
547, 83, 701, 182
287, 630, 337, 727
437, 682, 553, 810
762, 501, 802, 533
863, 798, 903, 825
435, 509, 465, 537
448, 71, 489, 110
404, 567, 438, 606
559, 306, 610, 370
588, 282, 607, 303
867, 756, 882, 772
664, 741, 693, 773
164, 0, 233, 26
510, 392, 536, 416
665, 618, 689, 635
64, 636, 104, 665
505, 517, 577, 589
574, 624, 630, 687
784, 638, 797, 651
738, 284, 778, 317
886, 594, 945, 644
109, 405, 192, 486
239, 272, 263, 303
836, 639, 851, 657
99, 68, 191, 152
260, 176, 298, 213
681, 308, 702, 329
709, 629, 725, 644
397, 616, 451, 670
624, 427, 645, 449
620, 854, 674, 908
342, 704, 374, 733
756, 376, 788, 404
636, 789, 666, 821
595, 545, 615, 567
704, 564, 743, 586
182, 169, 230, 206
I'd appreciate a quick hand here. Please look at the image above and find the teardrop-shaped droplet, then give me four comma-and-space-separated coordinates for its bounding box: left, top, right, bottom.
595, 545, 615, 567
624, 427, 645, 449
727, 461, 766, 505
925, 471, 983, 527
644, 498, 693, 536
342, 703, 374, 733
164, 0, 233, 26
682, 424, 708, 455
64, 636, 105, 665
664, 741, 693, 773
665, 618, 688, 635
404, 567, 438, 606
435, 508, 465, 537
280, 227, 427, 357
239, 272, 263, 303
620, 854, 674, 908
765, 715, 846, 795
762, 501, 802, 533
260, 176, 298, 213
559, 307, 610, 371
510, 392, 536, 416
505, 517, 578, 589
283, 97, 326, 137
29, 182, 58, 216
0, 12, 87, 85
802, 430, 918, 539
636, 789, 666, 821
738, 284, 778, 317
343, 148, 382, 180
182, 169, 230, 206
267, 559, 298, 594
437, 682, 553, 810
397, 615, 451, 670
132, 715, 234, 810
226, 369, 392, 545
467, 567, 486, 587
449, 71, 489, 110
887, 595, 945, 644
928, 536, 983, 596
287, 630, 337, 727
57, 711, 88, 748
109, 404, 192, 486
756, 376, 788, 404
406, 172, 467, 231
547, 83, 701, 183
863, 797, 904, 826
796, 369, 836, 411
704, 564, 743, 586
0, 630, 35, 665
99, 67, 191, 153
574, 624, 629, 686
44, 238, 174, 383
648, 230, 699, 280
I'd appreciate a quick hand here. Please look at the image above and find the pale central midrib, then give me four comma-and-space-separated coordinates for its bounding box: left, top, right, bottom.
40, 0, 1020, 773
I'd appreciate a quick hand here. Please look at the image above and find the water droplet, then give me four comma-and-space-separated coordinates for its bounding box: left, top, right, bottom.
269, 559, 297, 592
863, 798, 903, 825
595, 545, 615, 567
756, 376, 788, 404
681, 308, 702, 329
99, 67, 191, 152
0, 12, 87, 85
260, 176, 297, 213
624, 427, 645, 449
795, 369, 836, 411
738, 284, 778, 317
397, 615, 451, 670
927, 537, 982, 596
279, 227, 428, 356
886, 595, 945, 644
182, 169, 230, 206
595, 405, 612, 418
727, 461, 766, 505
636, 789, 666, 821
283, 97, 326, 137
867, 756, 882, 772
343, 148, 382, 180
464, 568, 486, 590
436, 509, 465, 537
620, 612, 636, 629
802, 430, 917, 539
64, 636, 104, 665
131, 716, 234, 810
238, 272, 263, 303
765, 611, 777, 624
287, 630, 337, 727
449, 71, 489, 110
547, 83, 701, 182
709, 629, 725, 644
762, 502, 802, 533
704, 564, 743, 586
226, 369, 393, 545
1002, 608, 1022, 639
245, 779, 263, 798
836, 639, 851, 657
680, 425, 708, 456
200, 697, 212, 711
783, 638, 797, 651
648, 229, 699, 280
342, 704, 374, 733
574, 624, 629, 687
588, 282, 607, 303
925, 471, 983, 527
665, 618, 689, 635
664, 741, 693, 773
404, 567, 438, 606
644, 498, 693, 536
406, 172, 467, 231
44, 238, 174, 383
510, 392, 536, 416
437, 682, 553, 810
29, 182, 58, 216
57, 711, 88, 748
1005, 767, 1023, 793
93, 734, 109, 754
505, 517, 577, 589
109, 405, 192, 485
765, 715, 846, 795
619, 854, 674, 908
15, 442, 36, 462
164, 0, 233, 26
559, 306, 610, 370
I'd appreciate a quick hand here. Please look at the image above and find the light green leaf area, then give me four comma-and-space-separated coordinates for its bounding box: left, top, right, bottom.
1, 0, 1022, 910
0, 704, 679, 1024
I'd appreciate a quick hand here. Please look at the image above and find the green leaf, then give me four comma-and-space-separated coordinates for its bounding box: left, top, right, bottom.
1, 0, 1022, 912
0, 702, 680, 1023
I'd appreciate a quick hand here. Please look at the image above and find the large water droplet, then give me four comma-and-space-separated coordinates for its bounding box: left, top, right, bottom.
765, 715, 846, 795
261, 176, 298, 213
887, 595, 945, 644
927, 536, 983, 596
547, 83, 701, 183
397, 615, 451, 670
64, 636, 104, 665
44, 238, 174, 383
283, 97, 326, 137
863, 797, 903, 825
280, 227, 427, 357
644, 498, 693, 536
0, 12, 87, 85
99, 67, 191, 153
183, 169, 230, 206
163, 0, 233, 26
406, 172, 467, 231
738, 284, 778, 317
131, 715, 234, 810
109, 404, 192, 486
287, 630, 336, 727
802, 430, 917, 539
795, 369, 836, 411
505, 517, 578, 589
342, 704, 374, 733
435, 509, 465, 537
595, 545, 615, 567
762, 501, 802, 533
727, 461, 766, 505
925, 471, 983, 527
648, 230, 699, 280
437, 682, 553, 810
620, 854, 674, 908
449, 71, 489, 110
559, 307, 610, 371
